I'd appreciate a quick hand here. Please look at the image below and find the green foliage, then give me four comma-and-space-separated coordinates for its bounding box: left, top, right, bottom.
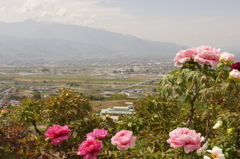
15, 97, 43, 134
86, 95, 106, 101
42, 88, 92, 125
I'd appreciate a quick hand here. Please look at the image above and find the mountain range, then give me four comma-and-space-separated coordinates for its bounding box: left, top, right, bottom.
0, 20, 239, 64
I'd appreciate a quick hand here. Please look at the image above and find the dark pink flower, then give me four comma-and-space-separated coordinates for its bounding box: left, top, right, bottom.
167, 127, 201, 153
194, 45, 221, 67
44, 125, 72, 146
111, 130, 136, 150
231, 62, 240, 71
86, 128, 108, 139
173, 48, 198, 66
77, 139, 102, 159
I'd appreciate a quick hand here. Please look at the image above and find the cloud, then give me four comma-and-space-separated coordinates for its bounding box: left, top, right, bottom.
56, 8, 67, 17
19, 0, 44, 13
0, 6, 8, 14
14, 0, 125, 25
84, 19, 94, 25
219, 33, 239, 38
90, 14, 99, 19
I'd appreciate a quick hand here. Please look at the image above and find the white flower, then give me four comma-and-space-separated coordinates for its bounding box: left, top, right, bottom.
203, 146, 225, 159
196, 137, 208, 154
213, 120, 222, 129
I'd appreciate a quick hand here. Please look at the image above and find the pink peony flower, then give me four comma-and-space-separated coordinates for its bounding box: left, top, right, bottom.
77, 139, 102, 159
220, 52, 235, 62
194, 45, 221, 67
167, 127, 201, 153
111, 130, 136, 150
86, 128, 108, 139
173, 48, 198, 66
44, 125, 72, 146
229, 69, 240, 79
231, 62, 240, 71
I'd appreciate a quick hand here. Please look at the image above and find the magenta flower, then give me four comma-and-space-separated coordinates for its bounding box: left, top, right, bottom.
173, 48, 198, 66
167, 127, 201, 153
229, 69, 240, 79
78, 139, 102, 159
231, 62, 240, 71
86, 128, 108, 139
194, 45, 221, 67
111, 130, 136, 150
44, 125, 72, 146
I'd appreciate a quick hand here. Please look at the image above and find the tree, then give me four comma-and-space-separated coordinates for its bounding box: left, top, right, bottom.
129, 68, 134, 72
42, 68, 50, 72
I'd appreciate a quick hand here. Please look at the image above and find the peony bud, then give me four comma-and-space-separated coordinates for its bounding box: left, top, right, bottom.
213, 120, 222, 129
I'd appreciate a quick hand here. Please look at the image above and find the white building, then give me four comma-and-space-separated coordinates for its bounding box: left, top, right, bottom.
100, 106, 135, 120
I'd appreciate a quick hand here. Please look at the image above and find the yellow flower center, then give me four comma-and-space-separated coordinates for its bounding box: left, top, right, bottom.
212, 154, 218, 158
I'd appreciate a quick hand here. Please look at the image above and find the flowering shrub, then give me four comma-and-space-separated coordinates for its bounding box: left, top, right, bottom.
1, 45, 239, 158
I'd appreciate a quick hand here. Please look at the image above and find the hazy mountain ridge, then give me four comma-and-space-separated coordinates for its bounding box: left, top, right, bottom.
2, 20, 239, 64
0, 35, 116, 61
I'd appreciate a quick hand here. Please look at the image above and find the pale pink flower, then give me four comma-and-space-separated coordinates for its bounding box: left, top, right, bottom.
194, 45, 222, 67
86, 128, 108, 139
44, 125, 72, 146
167, 127, 201, 153
111, 130, 136, 150
173, 48, 198, 66
229, 69, 240, 79
196, 137, 208, 154
220, 52, 235, 62
77, 139, 102, 159
203, 146, 225, 159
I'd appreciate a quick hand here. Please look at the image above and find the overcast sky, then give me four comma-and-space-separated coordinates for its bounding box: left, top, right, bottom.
0, 0, 239, 47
